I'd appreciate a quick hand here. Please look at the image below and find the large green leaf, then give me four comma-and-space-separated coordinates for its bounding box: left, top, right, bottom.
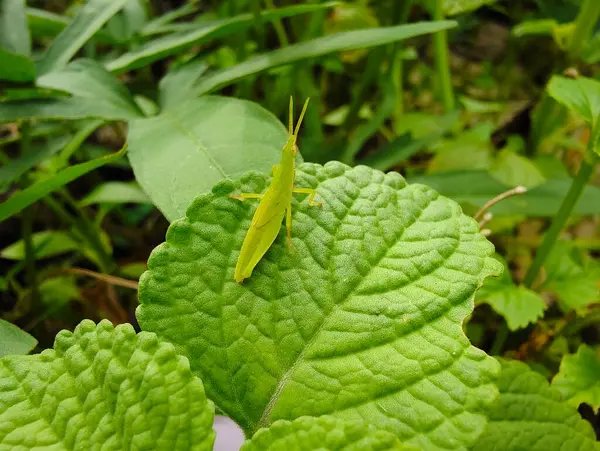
242, 416, 416, 451
547, 75, 600, 155
36, 59, 144, 119
127, 96, 289, 221
552, 344, 600, 412
476, 256, 545, 331
0, 319, 37, 358
409, 171, 600, 216
471, 359, 599, 450
193, 21, 456, 96
36, 0, 128, 75
105, 3, 338, 74
0, 146, 126, 222
137, 162, 502, 450
0, 319, 215, 450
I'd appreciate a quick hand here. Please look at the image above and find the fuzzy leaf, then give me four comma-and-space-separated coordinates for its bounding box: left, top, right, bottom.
241, 416, 417, 451
0, 319, 215, 450
552, 344, 600, 412
471, 359, 600, 451
137, 162, 502, 451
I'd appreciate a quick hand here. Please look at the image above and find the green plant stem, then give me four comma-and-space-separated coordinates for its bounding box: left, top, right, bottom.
42, 194, 115, 274
490, 322, 508, 356
568, 0, 600, 60
19, 122, 39, 305
523, 149, 599, 288
432, 0, 455, 111
264, 0, 289, 47
391, 0, 413, 120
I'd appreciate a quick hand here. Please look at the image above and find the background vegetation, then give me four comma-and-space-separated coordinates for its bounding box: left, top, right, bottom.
1, 0, 599, 442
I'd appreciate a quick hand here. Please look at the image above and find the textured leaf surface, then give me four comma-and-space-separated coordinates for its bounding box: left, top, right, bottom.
127, 96, 289, 221
0, 319, 215, 450
477, 255, 545, 331
471, 359, 599, 451
241, 416, 416, 451
552, 344, 600, 412
137, 162, 502, 450
0, 319, 37, 358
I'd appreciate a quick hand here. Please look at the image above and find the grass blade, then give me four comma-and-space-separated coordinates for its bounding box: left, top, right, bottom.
36, 0, 128, 75
194, 21, 457, 96
0, 145, 127, 222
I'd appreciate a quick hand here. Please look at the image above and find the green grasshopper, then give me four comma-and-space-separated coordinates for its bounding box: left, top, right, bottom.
231, 97, 321, 283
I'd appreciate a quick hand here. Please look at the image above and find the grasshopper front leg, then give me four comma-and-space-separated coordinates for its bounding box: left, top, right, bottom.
292, 187, 323, 206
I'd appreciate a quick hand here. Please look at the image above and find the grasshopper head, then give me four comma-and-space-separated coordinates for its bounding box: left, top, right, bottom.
284, 97, 310, 156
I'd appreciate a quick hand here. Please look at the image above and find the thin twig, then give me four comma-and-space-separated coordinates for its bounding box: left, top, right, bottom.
474, 186, 527, 221
52, 267, 139, 290
478, 212, 493, 229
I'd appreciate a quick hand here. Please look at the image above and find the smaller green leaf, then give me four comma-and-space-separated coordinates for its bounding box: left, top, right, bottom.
0, 146, 126, 222
0, 49, 35, 82
0, 0, 34, 82
26, 7, 116, 43
427, 124, 494, 174
105, 0, 148, 43
0, 0, 30, 56
547, 75, 600, 154
39, 276, 80, 308
241, 416, 415, 451
0, 97, 142, 122
542, 241, 600, 311
552, 344, 600, 412
36, 59, 144, 118
489, 149, 546, 188
360, 112, 458, 170
443, 0, 500, 16
158, 59, 209, 110
0, 319, 37, 358
471, 359, 600, 451
512, 19, 557, 37
1, 230, 79, 260
36, 0, 128, 75
79, 181, 150, 206
477, 255, 545, 331
194, 21, 457, 95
